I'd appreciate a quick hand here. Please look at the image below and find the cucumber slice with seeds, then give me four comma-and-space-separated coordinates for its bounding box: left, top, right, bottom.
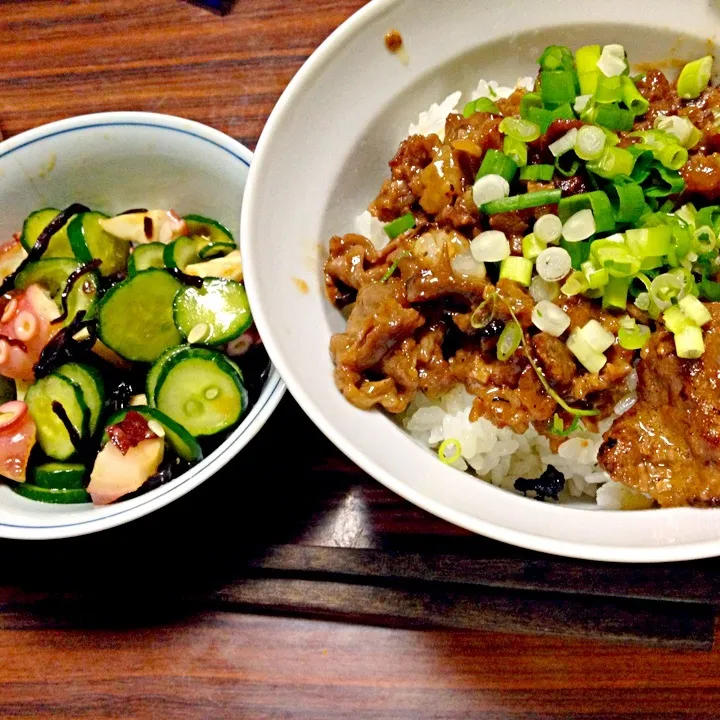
97, 269, 183, 362
173, 278, 252, 346
54, 363, 105, 435
146, 345, 187, 403
26, 374, 89, 460
20, 208, 75, 258
154, 346, 246, 436
102, 405, 203, 463
12, 482, 90, 504
198, 242, 236, 260
183, 215, 234, 245
128, 243, 165, 276
68, 211, 130, 276
163, 236, 207, 271
33, 462, 87, 489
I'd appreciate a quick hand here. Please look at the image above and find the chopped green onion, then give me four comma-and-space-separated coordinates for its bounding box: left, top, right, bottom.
625, 226, 672, 258
618, 318, 651, 350
586, 146, 636, 178
531, 300, 571, 336
639, 255, 664, 271
677, 55, 713, 99
650, 272, 683, 310
534, 213, 563, 244
540, 69, 577, 106
503, 136, 528, 167
698, 278, 720, 301
549, 128, 578, 157
574, 94, 593, 113
694, 225, 717, 254
602, 276, 631, 310
384, 212, 415, 239
656, 143, 688, 170
575, 125, 606, 161
575, 44, 601, 94
695, 205, 720, 233
558, 191, 615, 233
606, 183, 646, 225
499, 117, 541, 142
655, 115, 702, 149
591, 239, 641, 278
675, 325, 705, 359
537, 246, 572, 281
644, 163, 685, 197
496, 321, 523, 361
562, 209, 596, 242
522, 233, 546, 260
380, 250, 411, 282
621, 76, 649, 116
470, 230, 511, 262
519, 164, 555, 182
477, 149, 518, 182
629, 150, 655, 183
559, 239, 591, 270
496, 293, 598, 417
554, 154, 581, 177
561, 270, 590, 296
567, 329, 607, 374
551, 103, 577, 121
538, 45, 575, 72
499, 256, 533, 286
580, 319, 615, 352
550, 414, 583, 437
527, 106, 555, 134
594, 75, 625, 103
438, 438, 462, 465
520, 92, 543, 120
590, 103, 635, 131
679, 295, 712, 326
582, 260, 609, 289
663, 304, 691, 334
473, 173, 510, 207
470, 296, 495, 329
597, 44, 627, 78
481, 189, 562, 215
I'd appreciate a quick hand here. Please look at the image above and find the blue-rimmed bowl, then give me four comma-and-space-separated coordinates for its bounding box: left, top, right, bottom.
0, 111, 284, 539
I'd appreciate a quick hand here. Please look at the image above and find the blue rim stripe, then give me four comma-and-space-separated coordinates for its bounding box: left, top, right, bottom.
0, 119, 272, 530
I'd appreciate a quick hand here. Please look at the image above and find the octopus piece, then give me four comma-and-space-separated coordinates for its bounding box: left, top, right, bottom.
0, 401, 36, 482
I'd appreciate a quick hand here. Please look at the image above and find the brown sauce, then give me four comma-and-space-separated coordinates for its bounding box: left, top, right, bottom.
384, 29, 403, 53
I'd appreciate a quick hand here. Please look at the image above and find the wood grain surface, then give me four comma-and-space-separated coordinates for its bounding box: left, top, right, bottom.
3, 1, 720, 718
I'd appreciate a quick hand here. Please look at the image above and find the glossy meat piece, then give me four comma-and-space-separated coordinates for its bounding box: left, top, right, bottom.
599, 304, 720, 507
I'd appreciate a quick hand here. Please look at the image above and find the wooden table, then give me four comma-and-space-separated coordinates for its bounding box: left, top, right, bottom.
2, 2, 720, 717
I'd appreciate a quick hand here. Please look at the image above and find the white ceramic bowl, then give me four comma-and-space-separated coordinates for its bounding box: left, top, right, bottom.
0, 111, 284, 539
243, 0, 720, 562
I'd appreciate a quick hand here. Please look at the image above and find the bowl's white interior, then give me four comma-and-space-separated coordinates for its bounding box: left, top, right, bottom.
0, 113, 283, 538
244, 0, 720, 561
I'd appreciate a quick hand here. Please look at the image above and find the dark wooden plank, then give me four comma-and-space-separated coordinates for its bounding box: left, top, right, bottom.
0, 579, 712, 650
249, 545, 720, 605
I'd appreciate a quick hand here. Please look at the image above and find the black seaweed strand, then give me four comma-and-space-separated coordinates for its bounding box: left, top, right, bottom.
33, 312, 97, 379
514, 465, 566, 502
51, 259, 102, 326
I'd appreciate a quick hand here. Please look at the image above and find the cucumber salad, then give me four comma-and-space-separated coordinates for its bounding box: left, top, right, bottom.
0, 205, 266, 505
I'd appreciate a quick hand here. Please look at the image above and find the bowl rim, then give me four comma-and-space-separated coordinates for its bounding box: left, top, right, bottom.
0, 110, 285, 540
243, 0, 720, 563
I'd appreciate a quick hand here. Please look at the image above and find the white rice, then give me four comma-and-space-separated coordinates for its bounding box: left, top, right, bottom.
356, 76, 654, 508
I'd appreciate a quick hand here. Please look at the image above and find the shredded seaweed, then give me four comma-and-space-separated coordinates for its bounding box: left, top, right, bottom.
514, 465, 565, 502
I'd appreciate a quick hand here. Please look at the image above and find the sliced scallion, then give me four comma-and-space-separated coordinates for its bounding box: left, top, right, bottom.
522, 233, 547, 260
499, 256, 533, 286
503, 136, 528, 167
675, 324, 705, 359
438, 438, 462, 465
481, 189, 562, 215
534, 214, 563, 244
549, 128, 579, 157
476, 149, 518, 183
586, 146, 636, 179
531, 300, 571, 337
679, 295, 712, 326
470, 296, 495, 329
621, 76, 650, 116
624, 226, 672, 258
384, 212, 415, 239
567, 329, 607, 374
606, 183, 646, 225
538, 45, 575, 72
473, 173, 510, 208
591, 103, 635, 131
677, 55, 713, 99
540, 69, 578, 106
618, 318, 651, 350
601, 276, 631, 310
499, 117, 541, 142
519, 164, 555, 182
520, 92, 543, 120
562, 209, 596, 242
560, 239, 591, 270
536, 246, 572, 281
575, 44, 601, 95
527, 106, 555, 134
655, 115, 702, 149
575, 125, 606, 161
597, 44, 627, 78
470, 230, 511, 263
558, 191, 615, 233
496, 321, 523, 361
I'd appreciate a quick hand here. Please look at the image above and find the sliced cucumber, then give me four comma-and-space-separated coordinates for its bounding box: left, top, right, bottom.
15, 258, 100, 325
163, 236, 206, 271
33, 462, 87, 489
198, 242, 236, 260
68, 211, 130, 277
25, 374, 89, 460
184, 215, 234, 246
128, 243, 165, 276
103, 406, 203, 463
12, 482, 90, 504
15, 258, 79, 299
54, 363, 105, 434
146, 345, 187, 403
154, 347, 246, 436
173, 278, 252, 346
97, 269, 183, 362
20, 208, 75, 258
